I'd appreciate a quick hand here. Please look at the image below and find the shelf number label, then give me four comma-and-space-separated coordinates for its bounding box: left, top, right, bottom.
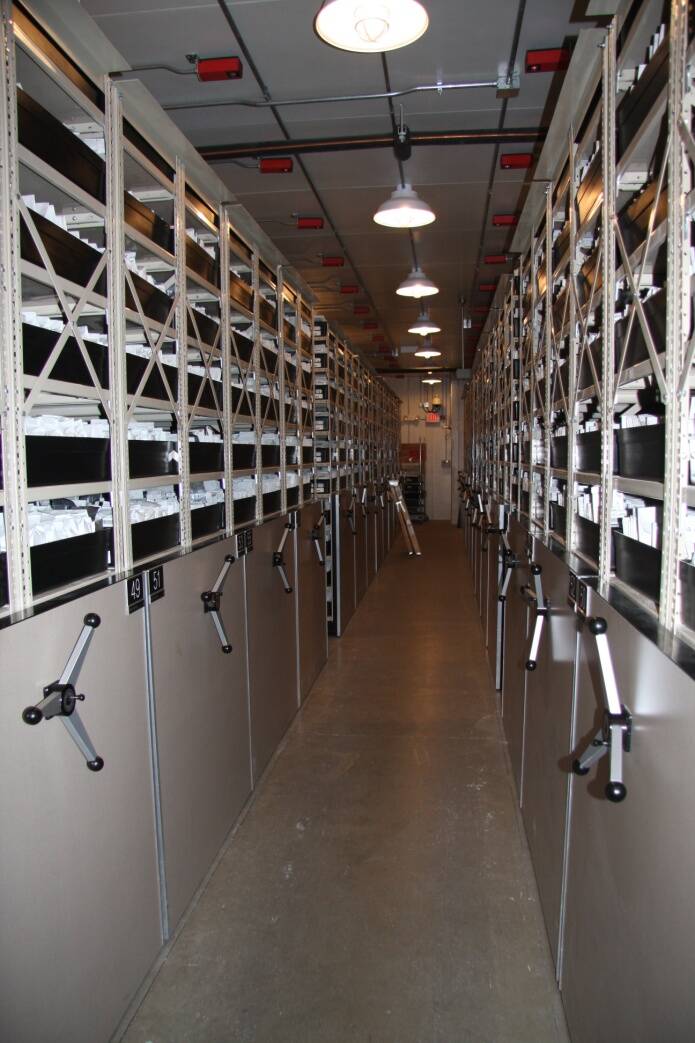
568, 571, 578, 607
126, 573, 145, 614
576, 580, 588, 617
149, 566, 165, 602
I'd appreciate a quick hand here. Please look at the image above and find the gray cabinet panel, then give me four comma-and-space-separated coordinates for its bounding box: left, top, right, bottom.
521, 544, 577, 967
501, 518, 532, 799
335, 491, 356, 635
296, 504, 328, 702
375, 500, 385, 569
367, 506, 378, 584
245, 515, 299, 780
148, 541, 252, 931
355, 492, 369, 604
0, 582, 161, 1043
561, 589, 695, 1043
485, 531, 503, 688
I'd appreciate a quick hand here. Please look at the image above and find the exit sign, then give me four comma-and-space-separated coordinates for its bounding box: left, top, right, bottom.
426, 412, 441, 424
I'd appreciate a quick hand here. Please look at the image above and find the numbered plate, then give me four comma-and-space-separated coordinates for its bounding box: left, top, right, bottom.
149, 565, 165, 602
126, 573, 145, 614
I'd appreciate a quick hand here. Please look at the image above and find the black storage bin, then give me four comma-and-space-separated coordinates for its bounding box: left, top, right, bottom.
129, 440, 178, 479
576, 430, 604, 472
258, 442, 279, 467
619, 178, 668, 257
286, 487, 299, 508
615, 291, 666, 371
616, 424, 665, 480
187, 373, 221, 410
574, 515, 600, 563
232, 444, 255, 469
262, 490, 282, 515
186, 236, 219, 285
131, 514, 180, 561
302, 447, 314, 464
21, 210, 105, 293
285, 361, 297, 385
23, 322, 109, 389
124, 193, 173, 252
550, 502, 566, 534
550, 437, 568, 469
187, 310, 220, 348
617, 35, 669, 159
126, 270, 173, 325
0, 551, 8, 605
613, 529, 661, 603
229, 274, 253, 314
17, 88, 106, 203
31, 529, 113, 596
231, 333, 254, 366
679, 560, 695, 630
126, 353, 177, 403
191, 503, 224, 540
230, 386, 254, 418
553, 222, 570, 268
234, 496, 255, 525
303, 482, 313, 500
285, 445, 299, 465
189, 441, 224, 473
577, 152, 602, 225
26, 435, 110, 486
258, 299, 277, 328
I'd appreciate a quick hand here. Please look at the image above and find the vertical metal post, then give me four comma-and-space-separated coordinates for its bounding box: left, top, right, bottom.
220, 204, 235, 536
529, 234, 539, 522
660, 0, 690, 627
174, 158, 191, 547
599, 23, 616, 589
0, 1, 31, 608
566, 127, 578, 552
277, 265, 287, 516
252, 252, 262, 523
105, 80, 131, 572
544, 185, 553, 537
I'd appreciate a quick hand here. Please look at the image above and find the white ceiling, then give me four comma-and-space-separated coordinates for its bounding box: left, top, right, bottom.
83, 0, 585, 371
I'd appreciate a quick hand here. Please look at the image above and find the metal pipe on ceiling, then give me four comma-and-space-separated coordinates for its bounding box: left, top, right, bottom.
198, 127, 546, 162
163, 79, 499, 113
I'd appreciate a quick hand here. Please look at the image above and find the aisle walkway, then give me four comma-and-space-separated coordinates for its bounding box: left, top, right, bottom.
123, 522, 569, 1043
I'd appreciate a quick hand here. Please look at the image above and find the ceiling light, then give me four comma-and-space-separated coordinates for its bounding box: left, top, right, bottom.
422, 377, 441, 385
373, 183, 435, 228
315, 0, 429, 53
396, 266, 439, 298
408, 309, 441, 335
414, 347, 441, 359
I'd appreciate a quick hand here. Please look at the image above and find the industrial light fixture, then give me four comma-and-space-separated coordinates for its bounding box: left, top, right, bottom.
314, 0, 429, 53
414, 344, 441, 359
422, 376, 441, 384
408, 309, 441, 336
373, 183, 435, 228
396, 266, 439, 298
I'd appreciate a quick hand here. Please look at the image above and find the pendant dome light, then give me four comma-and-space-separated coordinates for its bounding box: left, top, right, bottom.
396, 266, 439, 298
408, 309, 441, 336
315, 0, 429, 53
421, 376, 442, 385
414, 342, 441, 359
374, 183, 435, 228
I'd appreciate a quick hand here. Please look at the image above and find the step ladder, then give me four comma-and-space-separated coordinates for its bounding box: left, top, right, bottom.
388, 479, 422, 556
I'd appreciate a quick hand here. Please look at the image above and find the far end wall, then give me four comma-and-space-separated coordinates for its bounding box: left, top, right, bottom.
383, 374, 464, 524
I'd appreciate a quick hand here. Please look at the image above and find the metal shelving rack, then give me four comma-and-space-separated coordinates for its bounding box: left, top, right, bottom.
466, 0, 695, 640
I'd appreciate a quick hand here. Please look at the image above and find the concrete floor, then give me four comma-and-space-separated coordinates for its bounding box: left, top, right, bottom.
123, 521, 569, 1043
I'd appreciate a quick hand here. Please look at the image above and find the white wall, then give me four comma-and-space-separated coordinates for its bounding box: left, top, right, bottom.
384, 374, 464, 523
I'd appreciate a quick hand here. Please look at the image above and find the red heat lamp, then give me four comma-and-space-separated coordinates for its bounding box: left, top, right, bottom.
321, 256, 345, 267
526, 48, 570, 74
296, 216, 324, 230
500, 153, 533, 170
340, 284, 359, 294
492, 214, 518, 227
259, 157, 293, 174
196, 56, 243, 82
484, 254, 512, 264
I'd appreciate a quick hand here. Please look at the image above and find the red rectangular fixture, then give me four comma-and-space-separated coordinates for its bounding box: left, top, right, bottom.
196, 56, 243, 82
259, 157, 293, 173
321, 256, 344, 267
526, 48, 570, 74
484, 254, 510, 264
363, 321, 378, 330
500, 153, 533, 170
479, 282, 497, 291
354, 305, 369, 315
296, 216, 324, 230
492, 214, 518, 227
340, 284, 359, 294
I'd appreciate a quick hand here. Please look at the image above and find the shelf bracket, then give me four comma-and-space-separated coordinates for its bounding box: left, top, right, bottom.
273, 517, 295, 593
22, 613, 104, 771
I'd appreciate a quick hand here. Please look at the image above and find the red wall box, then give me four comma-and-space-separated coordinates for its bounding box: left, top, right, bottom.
479, 283, 497, 291
526, 48, 570, 73
296, 216, 324, 230
196, 56, 243, 81
484, 254, 511, 264
321, 256, 344, 267
259, 157, 293, 173
492, 214, 518, 227
500, 153, 533, 170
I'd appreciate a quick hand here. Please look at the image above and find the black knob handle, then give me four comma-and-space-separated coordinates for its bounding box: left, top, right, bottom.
572, 759, 590, 776
84, 613, 101, 628
222, 644, 233, 654
525, 659, 537, 671
589, 616, 608, 635
22, 706, 43, 725
605, 781, 627, 802
531, 563, 542, 576
224, 554, 235, 564
87, 757, 104, 772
